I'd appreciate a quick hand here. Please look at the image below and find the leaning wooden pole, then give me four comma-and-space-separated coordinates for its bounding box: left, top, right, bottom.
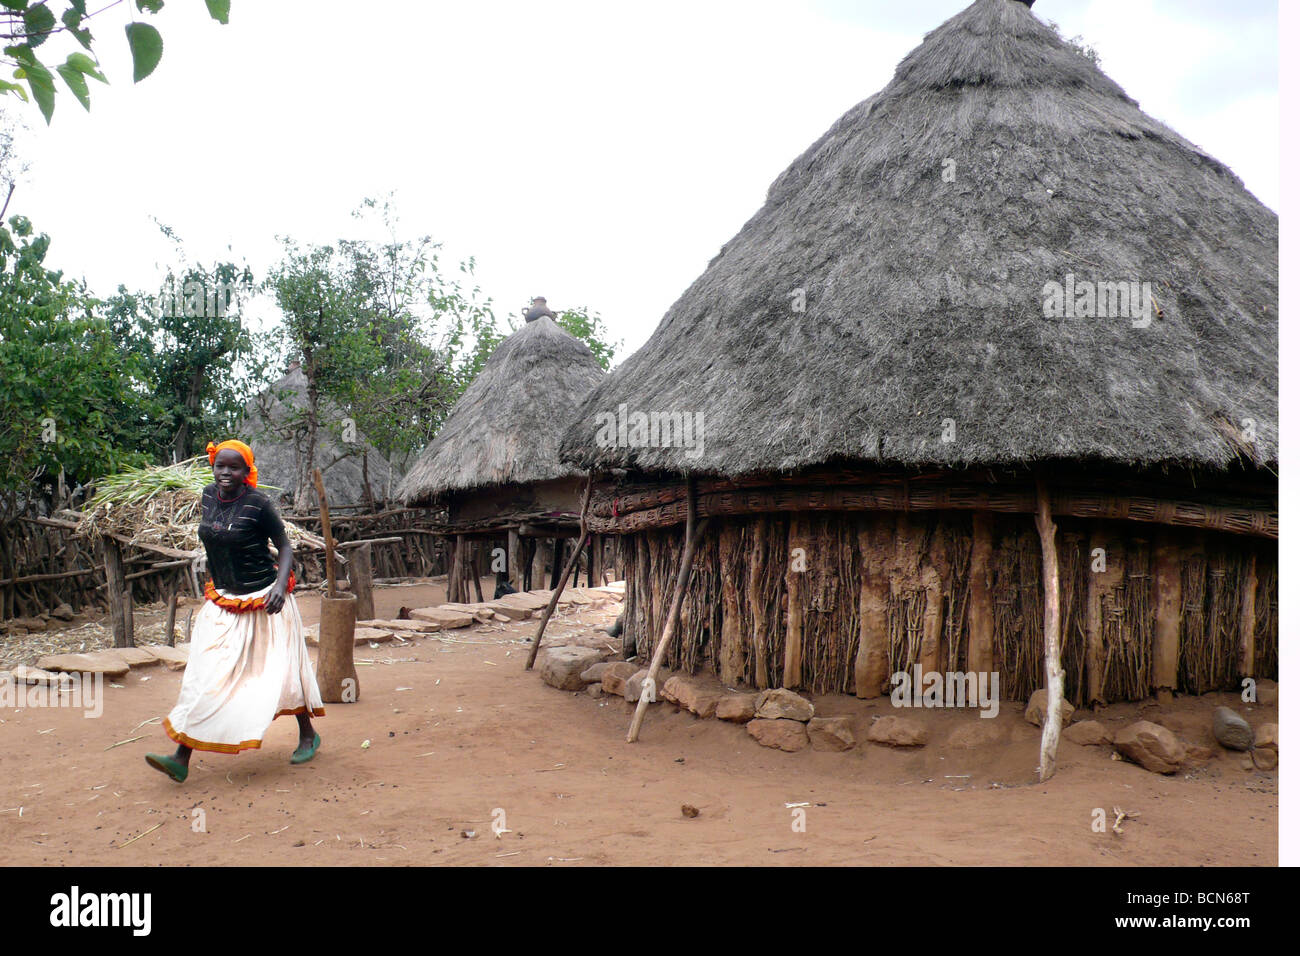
628, 479, 708, 743
525, 476, 594, 670
1035, 478, 1064, 782
314, 470, 338, 598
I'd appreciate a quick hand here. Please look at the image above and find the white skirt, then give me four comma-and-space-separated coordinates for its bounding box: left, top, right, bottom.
164, 580, 324, 754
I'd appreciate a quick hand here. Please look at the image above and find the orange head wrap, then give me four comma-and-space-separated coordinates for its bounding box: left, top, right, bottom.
206, 440, 258, 488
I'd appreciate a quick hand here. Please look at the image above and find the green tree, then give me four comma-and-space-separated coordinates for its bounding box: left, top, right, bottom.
555, 305, 619, 371
0, 213, 150, 518
2, 0, 231, 123
103, 253, 258, 463
264, 238, 383, 509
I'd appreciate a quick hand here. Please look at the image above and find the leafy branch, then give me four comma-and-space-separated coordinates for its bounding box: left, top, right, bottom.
1, 0, 230, 122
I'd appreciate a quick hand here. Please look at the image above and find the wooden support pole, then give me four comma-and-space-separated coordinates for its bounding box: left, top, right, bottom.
855, 517, 891, 698
586, 536, 595, 588
783, 514, 807, 689
965, 512, 994, 680
532, 537, 548, 592
718, 522, 745, 686
1085, 530, 1123, 706
351, 541, 375, 622
749, 515, 770, 690
508, 528, 525, 591
449, 535, 465, 604
163, 571, 180, 647
526, 477, 593, 670
1152, 528, 1182, 705
1239, 550, 1258, 680
550, 538, 563, 591
593, 534, 605, 587
1035, 479, 1064, 783
102, 539, 135, 648
471, 544, 485, 603
628, 480, 707, 743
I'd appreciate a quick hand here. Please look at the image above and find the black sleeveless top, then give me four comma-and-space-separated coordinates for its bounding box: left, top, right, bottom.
197, 485, 288, 594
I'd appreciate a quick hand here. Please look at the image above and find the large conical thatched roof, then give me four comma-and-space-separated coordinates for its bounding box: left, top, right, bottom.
398, 317, 606, 505
241, 366, 399, 506
560, 0, 1277, 477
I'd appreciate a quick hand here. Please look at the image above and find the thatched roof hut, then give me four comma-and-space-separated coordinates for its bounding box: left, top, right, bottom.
241, 365, 399, 510
559, 0, 1277, 707
398, 316, 607, 599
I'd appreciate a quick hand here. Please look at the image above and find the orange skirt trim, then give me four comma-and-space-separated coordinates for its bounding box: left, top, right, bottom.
163, 708, 325, 755
275, 706, 326, 719
205, 570, 296, 613
164, 716, 263, 754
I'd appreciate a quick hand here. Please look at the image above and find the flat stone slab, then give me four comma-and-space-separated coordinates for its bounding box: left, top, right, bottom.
142, 645, 189, 670
36, 651, 130, 678
407, 607, 475, 628
436, 603, 499, 623
304, 626, 395, 647
495, 592, 549, 612
113, 646, 162, 668
359, 618, 441, 634
6, 664, 73, 687
485, 601, 533, 621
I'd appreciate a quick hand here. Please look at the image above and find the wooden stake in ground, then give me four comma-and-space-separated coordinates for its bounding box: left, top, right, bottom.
628, 479, 708, 744
1035, 478, 1064, 783
525, 476, 593, 670
101, 539, 134, 648
163, 571, 180, 647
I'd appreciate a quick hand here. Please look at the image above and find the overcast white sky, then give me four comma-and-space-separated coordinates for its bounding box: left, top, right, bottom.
2, 0, 1281, 361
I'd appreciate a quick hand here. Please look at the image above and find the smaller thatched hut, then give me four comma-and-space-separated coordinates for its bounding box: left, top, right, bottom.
397, 317, 607, 601
241, 363, 398, 510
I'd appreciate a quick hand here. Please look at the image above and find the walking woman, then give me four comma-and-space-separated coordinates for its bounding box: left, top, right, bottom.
145, 440, 323, 782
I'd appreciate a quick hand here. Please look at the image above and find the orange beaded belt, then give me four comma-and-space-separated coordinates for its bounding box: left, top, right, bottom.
204, 570, 296, 613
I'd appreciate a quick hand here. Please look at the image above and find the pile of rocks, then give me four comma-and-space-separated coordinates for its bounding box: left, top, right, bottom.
1104, 703, 1279, 775
1, 603, 79, 636
543, 664, 880, 755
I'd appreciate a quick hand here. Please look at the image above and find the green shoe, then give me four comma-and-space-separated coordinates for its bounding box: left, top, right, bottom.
145, 753, 188, 783
291, 732, 321, 765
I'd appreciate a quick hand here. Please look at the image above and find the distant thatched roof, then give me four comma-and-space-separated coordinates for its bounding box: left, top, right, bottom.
398, 317, 606, 505
560, 0, 1277, 478
240, 366, 399, 507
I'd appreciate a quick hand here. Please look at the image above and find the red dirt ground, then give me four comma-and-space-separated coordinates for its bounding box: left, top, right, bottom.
0, 582, 1278, 866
